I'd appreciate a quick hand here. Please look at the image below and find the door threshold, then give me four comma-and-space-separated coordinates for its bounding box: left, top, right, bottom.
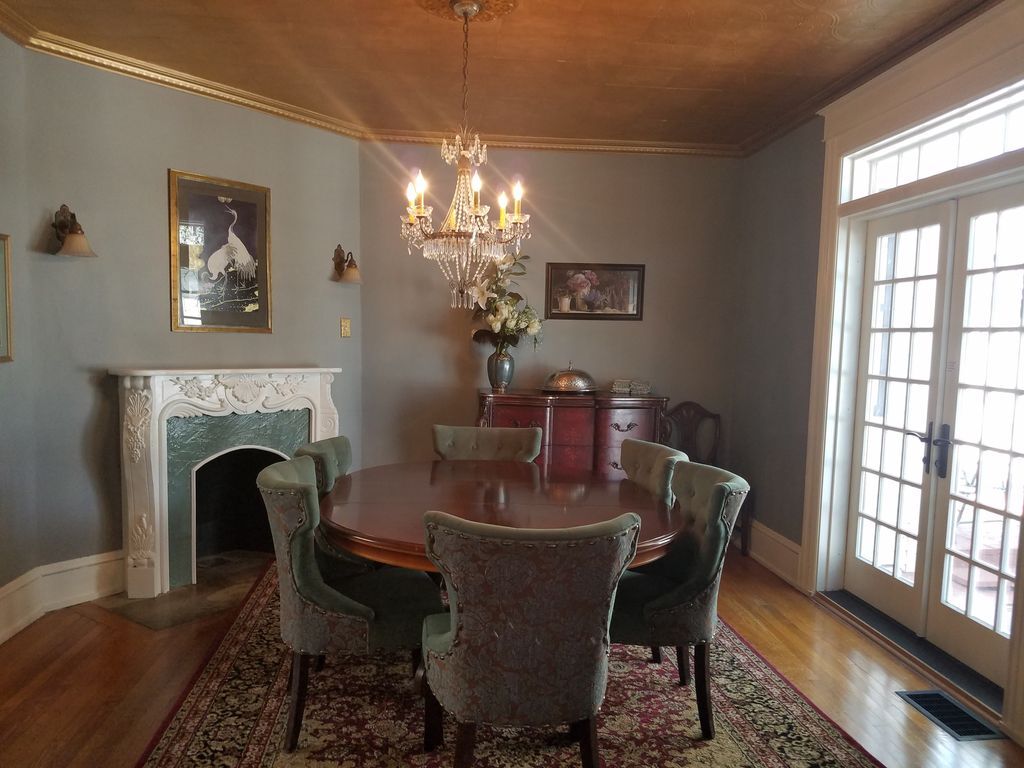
815, 590, 1003, 720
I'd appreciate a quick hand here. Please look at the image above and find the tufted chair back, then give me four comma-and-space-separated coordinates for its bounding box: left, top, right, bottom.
432, 424, 543, 462
643, 461, 749, 642
256, 456, 373, 654
295, 435, 353, 493
422, 510, 639, 728
619, 438, 688, 506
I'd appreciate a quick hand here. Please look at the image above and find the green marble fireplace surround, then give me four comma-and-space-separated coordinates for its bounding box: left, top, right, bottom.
166, 410, 309, 587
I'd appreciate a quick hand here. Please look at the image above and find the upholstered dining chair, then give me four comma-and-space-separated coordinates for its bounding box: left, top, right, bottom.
295, 435, 376, 574
609, 461, 749, 740
619, 437, 688, 506
257, 456, 443, 753
432, 424, 543, 462
421, 510, 640, 768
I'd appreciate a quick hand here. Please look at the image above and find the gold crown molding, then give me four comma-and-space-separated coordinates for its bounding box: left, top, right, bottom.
0, 0, 740, 158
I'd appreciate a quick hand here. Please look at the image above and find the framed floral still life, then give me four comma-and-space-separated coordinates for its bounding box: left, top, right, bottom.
0, 233, 11, 361
544, 262, 645, 320
169, 170, 271, 332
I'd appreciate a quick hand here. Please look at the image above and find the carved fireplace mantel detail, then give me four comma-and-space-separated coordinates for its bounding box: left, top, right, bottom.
110, 367, 342, 598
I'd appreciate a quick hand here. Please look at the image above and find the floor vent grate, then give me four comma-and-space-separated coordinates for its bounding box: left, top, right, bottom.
896, 690, 1003, 741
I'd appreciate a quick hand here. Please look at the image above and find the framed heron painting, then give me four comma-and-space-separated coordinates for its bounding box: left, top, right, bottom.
169, 170, 272, 332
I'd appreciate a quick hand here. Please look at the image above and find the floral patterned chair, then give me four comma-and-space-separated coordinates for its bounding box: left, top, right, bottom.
257, 456, 443, 753
619, 437, 688, 506
609, 461, 749, 740
432, 424, 543, 462
421, 510, 640, 768
294, 436, 376, 574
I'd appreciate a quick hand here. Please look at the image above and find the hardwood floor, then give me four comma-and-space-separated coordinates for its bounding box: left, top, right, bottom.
0, 553, 1021, 767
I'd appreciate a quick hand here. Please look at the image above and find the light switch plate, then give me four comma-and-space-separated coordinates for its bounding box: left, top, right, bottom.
340, 317, 351, 337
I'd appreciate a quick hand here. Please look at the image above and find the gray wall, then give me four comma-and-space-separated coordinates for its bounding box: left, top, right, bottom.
729, 118, 825, 544
0, 31, 826, 590
358, 142, 742, 465
0, 36, 363, 585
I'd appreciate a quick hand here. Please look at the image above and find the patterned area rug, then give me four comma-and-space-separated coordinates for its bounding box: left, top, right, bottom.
141, 567, 882, 767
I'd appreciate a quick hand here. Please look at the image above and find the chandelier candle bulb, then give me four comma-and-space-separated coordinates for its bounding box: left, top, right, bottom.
471, 172, 482, 208
415, 171, 428, 211
513, 181, 523, 217
498, 191, 508, 229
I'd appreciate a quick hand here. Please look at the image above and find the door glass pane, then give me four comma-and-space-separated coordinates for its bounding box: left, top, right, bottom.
996, 207, 1024, 267
890, 332, 911, 378
876, 525, 897, 576
914, 279, 936, 327
897, 534, 917, 586
965, 272, 993, 327
952, 445, 979, 501
893, 282, 914, 327
978, 450, 1009, 509
878, 477, 900, 525
869, 333, 889, 376
981, 391, 1015, 449
987, 333, 1020, 388
902, 434, 924, 484
885, 382, 907, 428
860, 471, 879, 518
991, 270, 1023, 326
918, 225, 940, 275
998, 580, 1014, 637
882, 429, 903, 477
968, 567, 997, 629
907, 383, 929, 429
974, 509, 1005, 569
968, 212, 996, 270
948, 502, 974, 557
858, 517, 877, 563
899, 485, 921, 535
956, 388, 984, 444
944, 554, 970, 612
961, 332, 988, 385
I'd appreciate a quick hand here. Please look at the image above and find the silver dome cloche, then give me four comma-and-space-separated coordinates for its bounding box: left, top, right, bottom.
542, 362, 596, 393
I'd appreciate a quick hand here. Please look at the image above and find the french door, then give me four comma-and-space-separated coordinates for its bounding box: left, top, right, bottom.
846, 183, 1024, 685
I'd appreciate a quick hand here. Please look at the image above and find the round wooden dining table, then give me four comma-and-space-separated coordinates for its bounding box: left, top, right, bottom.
318, 460, 685, 572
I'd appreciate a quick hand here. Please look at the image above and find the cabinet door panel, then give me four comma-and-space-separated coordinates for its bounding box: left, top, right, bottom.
546, 444, 595, 472
551, 406, 595, 446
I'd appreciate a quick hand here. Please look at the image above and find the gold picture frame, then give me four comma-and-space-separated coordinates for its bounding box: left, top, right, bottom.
0, 233, 11, 362
169, 170, 272, 332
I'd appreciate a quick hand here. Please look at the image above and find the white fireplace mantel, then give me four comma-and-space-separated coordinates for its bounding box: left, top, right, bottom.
110, 367, 342, 598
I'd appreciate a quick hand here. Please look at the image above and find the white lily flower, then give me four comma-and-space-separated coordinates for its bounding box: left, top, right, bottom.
468, 280, 497, 310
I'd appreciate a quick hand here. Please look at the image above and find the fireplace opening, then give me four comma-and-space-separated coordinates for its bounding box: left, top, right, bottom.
194, 447, 282, 569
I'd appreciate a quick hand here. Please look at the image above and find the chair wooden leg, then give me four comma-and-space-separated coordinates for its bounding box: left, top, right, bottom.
676, 644, 691, 686
574, 717, 599, 768
694, 643, 715, 740
313, 654, 325, 673
454, 722, 476, 768
649, 645, 662, 663
424, 683, 444, 752
284, 652, 310, 753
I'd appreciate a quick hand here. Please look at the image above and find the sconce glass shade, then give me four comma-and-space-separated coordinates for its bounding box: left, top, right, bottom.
56, 231, 98, 258
338, 258, 361, 284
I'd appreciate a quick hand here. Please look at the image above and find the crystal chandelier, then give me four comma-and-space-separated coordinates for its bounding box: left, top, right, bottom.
400, 0, 530, 309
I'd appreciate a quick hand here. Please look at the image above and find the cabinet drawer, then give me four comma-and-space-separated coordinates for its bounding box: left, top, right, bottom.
595, 408, 655, 447
550, 406, 594, 446
491, 405, 549, 432
593, 446, 627, 479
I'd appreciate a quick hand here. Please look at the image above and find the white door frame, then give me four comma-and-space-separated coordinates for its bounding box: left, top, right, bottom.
800, 2, 1024, 741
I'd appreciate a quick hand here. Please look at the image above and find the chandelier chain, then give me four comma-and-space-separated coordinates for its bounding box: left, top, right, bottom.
461, 12, 470, 134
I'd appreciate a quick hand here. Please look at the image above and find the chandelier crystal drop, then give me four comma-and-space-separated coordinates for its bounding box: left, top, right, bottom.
400, 0, 530, 309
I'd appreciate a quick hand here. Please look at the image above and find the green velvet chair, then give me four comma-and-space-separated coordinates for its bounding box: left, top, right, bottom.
421, 510, 640, 768
432, 424, 543, 462
257, 456, 443, 753
619, 437, 688, 506
609, 461, 749, 740
294, 436, 376, 574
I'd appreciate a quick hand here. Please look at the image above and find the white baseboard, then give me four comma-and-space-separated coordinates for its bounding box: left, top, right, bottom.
746, 521, 802, 588
0, 551, 124, 644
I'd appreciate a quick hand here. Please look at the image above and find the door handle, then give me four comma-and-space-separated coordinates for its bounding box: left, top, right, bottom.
903, 421, 934, 474
932, 423, 952, 479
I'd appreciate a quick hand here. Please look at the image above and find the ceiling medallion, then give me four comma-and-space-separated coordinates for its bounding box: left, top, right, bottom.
416, 0, 517, 23
401, 0, 531, 309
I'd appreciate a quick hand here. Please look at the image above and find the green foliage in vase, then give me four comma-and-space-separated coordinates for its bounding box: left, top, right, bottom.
470, 253, 542, 357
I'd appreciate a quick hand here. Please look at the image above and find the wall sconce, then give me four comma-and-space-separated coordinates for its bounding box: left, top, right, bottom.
332, 244, 361, 284
52, 204, 98, 257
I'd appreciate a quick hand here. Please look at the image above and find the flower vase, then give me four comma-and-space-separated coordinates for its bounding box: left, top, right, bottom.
558, 295, 572, 313
487, 350, 514, 393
